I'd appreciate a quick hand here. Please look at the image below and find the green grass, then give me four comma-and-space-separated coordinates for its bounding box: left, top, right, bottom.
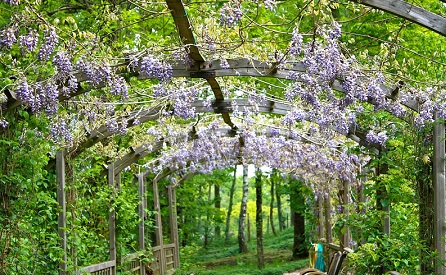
175, 228, 309, 275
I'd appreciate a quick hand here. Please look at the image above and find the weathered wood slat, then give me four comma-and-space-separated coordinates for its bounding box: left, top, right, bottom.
433, 112, 445, 275
79, 260, 116, 273
351, 0, 446, 37
108, 164, 117, 275
56, 151, 67, 274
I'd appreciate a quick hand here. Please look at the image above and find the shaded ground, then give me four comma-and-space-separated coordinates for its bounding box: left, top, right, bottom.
202, 249, 296, 269
176, 228, 309, 274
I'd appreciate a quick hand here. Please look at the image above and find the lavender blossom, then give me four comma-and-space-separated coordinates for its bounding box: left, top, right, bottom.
3, 0, 19, 5
19, 31, 38, 52
264, 0, 276, 11
220, 2, 243, 28
290, 27, 303, 56
38, 28, 58, 61
106, 118, 119, 133
140, 55, 173, 82
50, 120, 73, 145
0, 119, 8, 128
220, 58, 230, 69
328, 22, 342, 40
15, 80, 33, 106
0, 27, 17, 48
43, 83, 59, 115
109, 76, 129, 99
366, 130, 388, 146
53, 52, 73, 76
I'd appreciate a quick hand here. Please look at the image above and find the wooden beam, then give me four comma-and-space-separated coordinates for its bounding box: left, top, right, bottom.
165, 0, 204, 63
153, 175, 166, 275
108, 163, 117, 275
56, 150, 67, 274
138, 173, 146, 275
351, 0, 446, 37
168, 185, 180, 268
79, 260, 116, 273
433, 113, 445, 274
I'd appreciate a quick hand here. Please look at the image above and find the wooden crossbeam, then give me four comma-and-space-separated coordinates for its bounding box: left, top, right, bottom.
351, 0, 446, 37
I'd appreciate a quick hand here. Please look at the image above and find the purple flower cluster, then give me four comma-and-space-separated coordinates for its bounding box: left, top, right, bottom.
264, 0, 276, 11
365, 130, 388, 146
153, 84, 168, 97
172, 49, 195, 67
53, 52, 73, 77
3, 0, 19, 5
328, 22, 342, 40
15, 80, 59, 114
109, 76, 129, 99
140, 55, 173, 82
220, 2, 243, 28
220, 58, 230, 69
0, 119, 8, 128
42, 83, 59, 115
75, 58, 113, 87
282, 109, 306, 126
50, 120, 73, 145
15, 80, 33, 106
290, 27, 303, 56
19, 31, 39, 52
172, 87, 198, 118
38, 28, 58, 61
0, 27, 16, 48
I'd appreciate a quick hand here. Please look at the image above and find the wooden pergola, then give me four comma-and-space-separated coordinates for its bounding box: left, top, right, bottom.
38, 0, 445, 274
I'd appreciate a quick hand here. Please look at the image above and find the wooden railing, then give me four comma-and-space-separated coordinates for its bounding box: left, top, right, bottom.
77, 260, 116, 275
120, 252, 143, 275
77, 243, 178, 275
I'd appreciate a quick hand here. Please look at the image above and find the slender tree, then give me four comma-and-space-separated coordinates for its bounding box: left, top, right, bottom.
225, 166, 237, 242
269, 172, 277, 236
255, 168, 265, 269
290, 178, 308, 259
214, 183, 221, 237
273, 170, 285, 231
238, 165, 249, 253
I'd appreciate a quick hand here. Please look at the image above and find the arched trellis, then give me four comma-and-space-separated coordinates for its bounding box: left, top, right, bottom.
2, 0, 441, 273
57, 118, 362, 274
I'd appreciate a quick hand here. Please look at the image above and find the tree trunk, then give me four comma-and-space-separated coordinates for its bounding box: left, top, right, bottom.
247, 213, 251, 242
225, 165, 237, 242
276, 174, 285, 231
214, 183, 221, 237
317, 195, 324, 240
290, 179, 308, 259
255, 168, 264, 269
204, 185, 212, 247
238, 165, 249, 253
269, 172, 277, 236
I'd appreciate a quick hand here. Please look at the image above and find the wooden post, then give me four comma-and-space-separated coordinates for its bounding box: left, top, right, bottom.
324, 188, 332, 244
434, 114, 445, 275
56, 150, 67, 274
153, 177, 165, 274
324, 187, 332, 265
318, 194, 324, 240
343, 180, 351, 248
168, 185, 180, 268
108, 163, 117, 275
138, 173, 145, 275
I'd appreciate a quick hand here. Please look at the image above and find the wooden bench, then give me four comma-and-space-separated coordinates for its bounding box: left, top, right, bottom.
299, 251, 347, 275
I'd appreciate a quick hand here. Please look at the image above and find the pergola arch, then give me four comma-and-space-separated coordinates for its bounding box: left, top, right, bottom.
3, 0, 444, 274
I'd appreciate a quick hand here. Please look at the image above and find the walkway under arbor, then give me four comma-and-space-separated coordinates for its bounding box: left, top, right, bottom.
1, 0, 445, 274
53, 0, 446, 273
